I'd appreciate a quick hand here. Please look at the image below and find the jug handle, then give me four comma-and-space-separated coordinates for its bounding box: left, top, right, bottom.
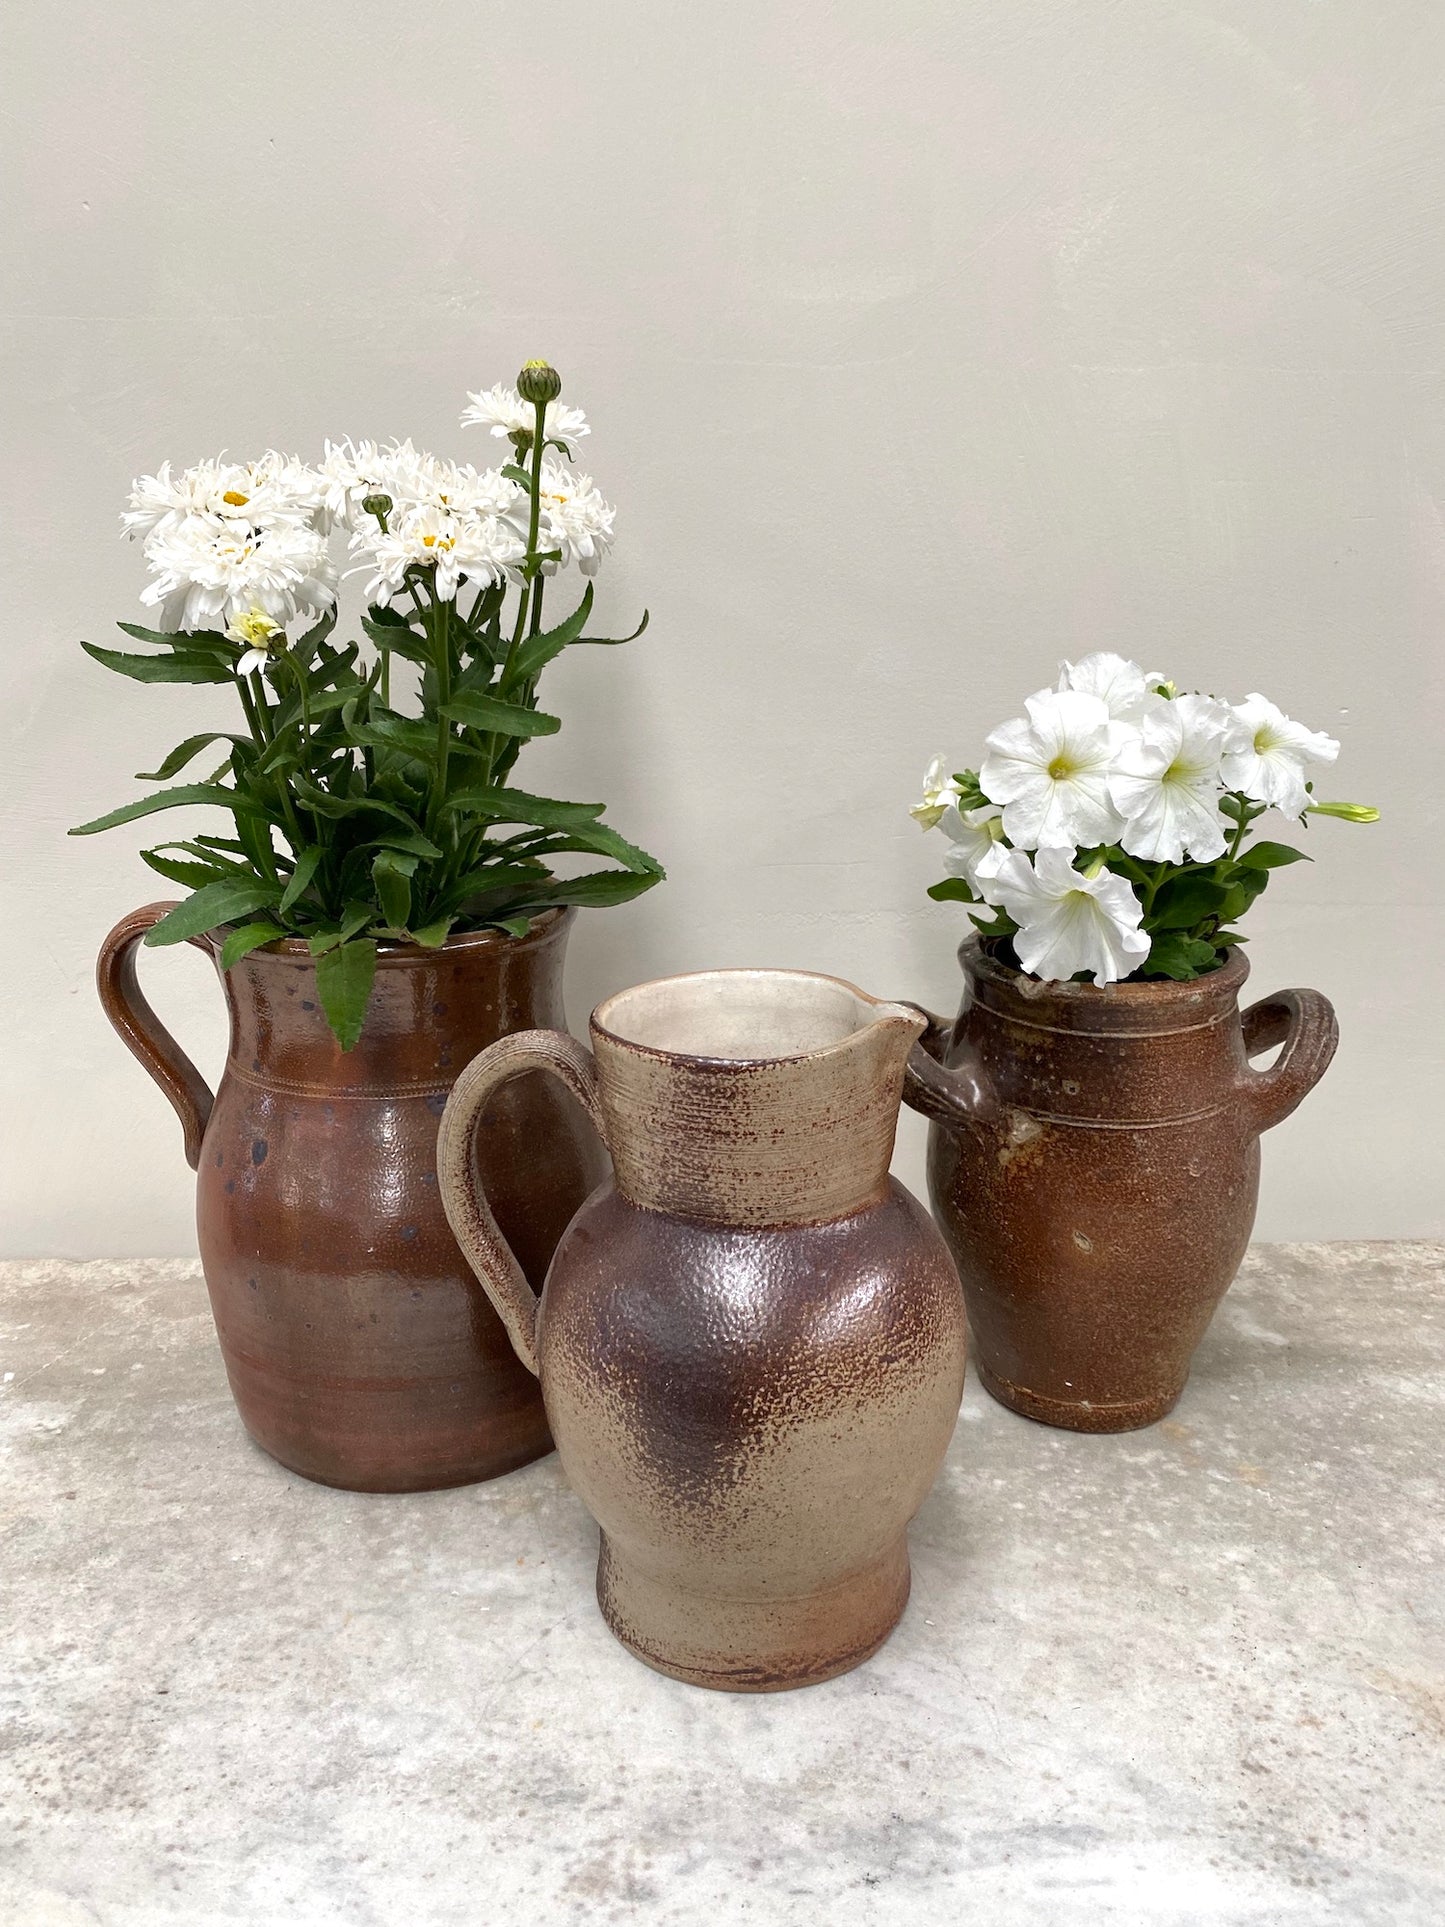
96, 902, 215, 1171
1239, 988, 1339, 1133
897, 1002, 1000, 1129
438, 1029, 606, 1377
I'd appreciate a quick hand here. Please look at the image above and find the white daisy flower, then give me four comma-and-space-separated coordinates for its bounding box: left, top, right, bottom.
909, 756, 962, 830
1220, 694, 1340, 821
981, 690, 1133, 851
351, 502, 525, 608
225, 607, 285, 678
941, 805, 1010, 891
140, 515, 336, 633
988, 847, 1150, 986
124, 454, 324, 539
461, 384, 590, 447
1110, 693, 1239, 863
1057, 651, 1162, 721
535, 461, 614, 575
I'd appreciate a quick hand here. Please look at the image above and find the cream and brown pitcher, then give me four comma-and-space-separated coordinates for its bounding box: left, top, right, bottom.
438, 968, 967, 1693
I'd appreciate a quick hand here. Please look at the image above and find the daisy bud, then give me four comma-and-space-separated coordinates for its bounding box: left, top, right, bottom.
517, 359, 562, 406
1306, 800, 1380, 823
360, 492, 393, 532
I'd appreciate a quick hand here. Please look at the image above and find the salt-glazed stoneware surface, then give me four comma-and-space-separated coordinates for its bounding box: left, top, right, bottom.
96, 904, 606, 1492
438, 968, 968, 1693
906, 937, 1338, 1434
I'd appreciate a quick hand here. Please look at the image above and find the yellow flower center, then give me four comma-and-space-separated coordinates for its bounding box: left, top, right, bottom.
421, 533, 455, 551
1254, 725, 1279, 754
221, 489, 250, 507
1047, 754, 1078, 782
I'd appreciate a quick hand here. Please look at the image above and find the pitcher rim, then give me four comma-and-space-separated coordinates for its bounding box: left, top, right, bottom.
591, 965, 923, 1070
962, 934, 1250, 1003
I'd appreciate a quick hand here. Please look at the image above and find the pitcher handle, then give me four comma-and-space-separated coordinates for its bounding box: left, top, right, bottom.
897, 1002, 1000, 1129
96, 902, 215, 1172
438, 1029, 606, 1376
1239, 988, 1338, 1133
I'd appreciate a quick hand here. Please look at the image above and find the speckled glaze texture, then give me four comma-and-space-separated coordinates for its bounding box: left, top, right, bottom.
96, 904, 605, 1491
908, 939, 1338, 1433
438, 970, 968, 1692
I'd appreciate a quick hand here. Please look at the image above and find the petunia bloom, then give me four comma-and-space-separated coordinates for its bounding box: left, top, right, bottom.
981, 690, 1133, 850
1220, 694, 1339, 821
987, 847, 1150, 986
1110, 693, 1239, 863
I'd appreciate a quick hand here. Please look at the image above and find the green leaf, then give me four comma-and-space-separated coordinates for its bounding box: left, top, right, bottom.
927, 878, 980, 904
361, 612, 430, 664
219, 921, 287, 969
440, 690, 562, 738
444, 786, 605, 831
69, 783, 262, 836
1147, 875, 1229, 933
348, 712, 442, 763
539, 823, 664, 875
491, 915, 534, 937
526, 870, 662, 909
307, 902, 374, 956
279, 845, 323, 915
409, 916, 455, 949
371, 849, 416, 930
364, 829, 443, 861
574, 608, 650, 649
81, 641, 234, 685
142, 879, 280, 948
291, 775, 423, 830
315, 939, 378, 1052
504, 584, 595, 689
1235, 840, 1311, 870
116, 620, 229, 649
1141, 932, 1221, 981
139, 850, 234, 891
135, 733, 244, 782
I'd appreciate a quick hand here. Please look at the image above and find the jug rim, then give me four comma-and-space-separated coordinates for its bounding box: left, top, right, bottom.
591, 966, 922, 1069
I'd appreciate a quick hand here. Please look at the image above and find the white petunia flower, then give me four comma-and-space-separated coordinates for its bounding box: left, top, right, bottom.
981, 689, 1133, 851
910, 756, 962, 829
941, 804, 1010, 891
140, 515, 336, 633
461, 384, 590, 448
535, 461, 614, 575
1110, 693, 1238, 863
1220, 694, 1340, 821
1057, 651, 1162, 721
988, 847, 1150, 986
226, 607, 285, 678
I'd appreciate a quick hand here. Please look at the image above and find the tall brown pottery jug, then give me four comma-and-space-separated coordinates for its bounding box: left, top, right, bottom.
96, 904, 606, 1491
438, 969, 968, 1693
905, 937, 1338, 1434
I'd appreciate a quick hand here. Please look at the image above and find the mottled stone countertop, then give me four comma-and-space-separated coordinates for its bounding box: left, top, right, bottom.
2, 1245, 1442, 1926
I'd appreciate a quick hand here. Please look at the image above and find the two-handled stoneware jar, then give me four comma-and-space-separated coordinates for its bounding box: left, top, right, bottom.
438, 968, 967, 1692
905, 937, 1338, 1433
97, 904, 606, 1491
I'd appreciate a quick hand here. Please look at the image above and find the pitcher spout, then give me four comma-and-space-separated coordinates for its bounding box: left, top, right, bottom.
588, 969, 928, 1227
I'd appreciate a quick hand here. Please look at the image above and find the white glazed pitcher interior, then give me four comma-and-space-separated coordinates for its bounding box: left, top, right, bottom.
593, 968, 920, 1063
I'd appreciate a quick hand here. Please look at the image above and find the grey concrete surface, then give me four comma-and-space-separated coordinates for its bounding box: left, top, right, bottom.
1, 1244, 1442, 1926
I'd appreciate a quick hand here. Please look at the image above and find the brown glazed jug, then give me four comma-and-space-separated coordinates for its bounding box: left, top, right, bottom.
96, 904, 606, 1491
905, 938, 1338, 1433
438, 969, 968, 1693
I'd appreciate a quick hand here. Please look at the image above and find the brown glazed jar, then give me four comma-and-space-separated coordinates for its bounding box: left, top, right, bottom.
905, 938, 1338, 1433
96, 904, 605, 1491
438, 969, 968, 1693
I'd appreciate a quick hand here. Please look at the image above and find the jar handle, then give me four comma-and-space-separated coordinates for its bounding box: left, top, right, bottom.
897, 1002, 1000, 1129
1239, 988, 1339, 1133
438, 1029, 606, 1377
96, 902, 215, 1172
